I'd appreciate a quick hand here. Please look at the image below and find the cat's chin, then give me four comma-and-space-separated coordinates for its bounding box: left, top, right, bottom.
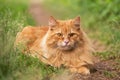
58, 46, 74, 51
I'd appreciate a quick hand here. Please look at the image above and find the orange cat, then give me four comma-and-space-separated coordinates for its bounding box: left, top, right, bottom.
15, 16, 95, 75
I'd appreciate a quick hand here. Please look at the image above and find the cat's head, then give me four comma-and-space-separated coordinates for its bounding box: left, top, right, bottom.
46, 16, 84, 51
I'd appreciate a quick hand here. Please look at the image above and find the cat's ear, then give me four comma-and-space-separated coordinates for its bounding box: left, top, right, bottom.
48, 16, 57, 27
73, 16, 80, 30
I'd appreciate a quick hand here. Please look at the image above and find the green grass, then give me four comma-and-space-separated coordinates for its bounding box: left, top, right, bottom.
0, 0, 62, 80
0, 0, 120, 80
103, 70, 117, 78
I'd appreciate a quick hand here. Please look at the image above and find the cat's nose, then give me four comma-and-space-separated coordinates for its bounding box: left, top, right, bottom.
64, 39, 69, 44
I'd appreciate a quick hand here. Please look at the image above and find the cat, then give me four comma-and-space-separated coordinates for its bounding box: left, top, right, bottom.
15, 16, 95, 75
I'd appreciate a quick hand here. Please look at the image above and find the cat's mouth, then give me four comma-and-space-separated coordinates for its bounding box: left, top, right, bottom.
58, 45, 74, 51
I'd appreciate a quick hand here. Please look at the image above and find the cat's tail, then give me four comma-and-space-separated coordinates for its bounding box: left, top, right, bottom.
14, 26, 35, 53
14, 31, 26, 52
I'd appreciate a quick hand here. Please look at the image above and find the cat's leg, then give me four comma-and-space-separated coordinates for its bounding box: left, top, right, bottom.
77, 66, 90, 75
69, 66, 90, 75
50, 59, 62, 68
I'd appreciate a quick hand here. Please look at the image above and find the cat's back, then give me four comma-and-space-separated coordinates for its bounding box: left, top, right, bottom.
15, 26, 49, 47
22, 26, 48, 35
20, 26, 48, 39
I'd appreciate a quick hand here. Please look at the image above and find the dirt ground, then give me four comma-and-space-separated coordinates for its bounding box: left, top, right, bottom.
29, 2, 120, 80
42, 59, 120, 80
72, 60, 120, 80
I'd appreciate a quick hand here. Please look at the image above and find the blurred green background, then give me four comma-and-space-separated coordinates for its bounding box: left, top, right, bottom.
0, 0, 120, 80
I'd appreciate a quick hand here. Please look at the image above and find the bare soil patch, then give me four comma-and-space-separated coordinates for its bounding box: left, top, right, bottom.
71, 60, 120, 80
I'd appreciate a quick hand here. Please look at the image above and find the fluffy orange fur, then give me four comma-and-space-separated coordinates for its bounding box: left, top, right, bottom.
15, 16, 95, 75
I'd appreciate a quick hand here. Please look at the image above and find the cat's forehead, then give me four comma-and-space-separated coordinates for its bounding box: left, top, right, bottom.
57, 20, 73, 26
55, 20, 77, 33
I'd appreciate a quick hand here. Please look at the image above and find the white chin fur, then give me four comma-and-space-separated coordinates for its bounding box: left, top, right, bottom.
62, 42, 67, 46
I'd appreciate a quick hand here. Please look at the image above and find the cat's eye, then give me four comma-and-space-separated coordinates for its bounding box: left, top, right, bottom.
68, 33, 75, 37
56, 33, 62, 36
74, 24, 80, 27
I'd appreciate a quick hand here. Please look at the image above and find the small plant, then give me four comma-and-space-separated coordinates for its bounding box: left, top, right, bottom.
103, 70, 117, 78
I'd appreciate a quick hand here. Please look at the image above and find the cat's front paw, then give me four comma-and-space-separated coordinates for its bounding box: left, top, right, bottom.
69, 67, 90, 75
78, 66, 90, 75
